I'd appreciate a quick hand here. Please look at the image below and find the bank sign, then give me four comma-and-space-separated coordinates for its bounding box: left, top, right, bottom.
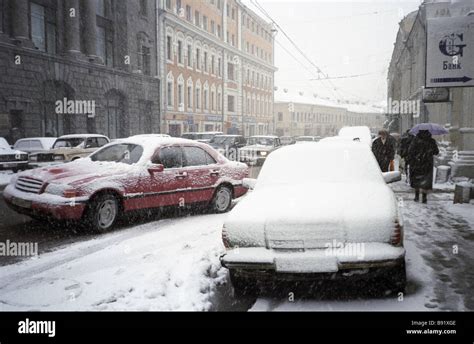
426, 16, 474, 88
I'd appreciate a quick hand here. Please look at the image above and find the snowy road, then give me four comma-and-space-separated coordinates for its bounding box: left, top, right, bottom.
0, 180, 473, 311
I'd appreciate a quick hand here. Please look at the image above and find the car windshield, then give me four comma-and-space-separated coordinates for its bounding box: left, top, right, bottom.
257, 143, 383, 187
182, 133, 196, 140
53, 138, 85, 148
211, 136, 234, 145
296, 137, 313, 141
90, 143, 144, 165
247, 137, 275, 146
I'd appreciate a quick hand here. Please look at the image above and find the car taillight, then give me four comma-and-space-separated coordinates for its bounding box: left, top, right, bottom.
222, 226, 231, 249
391, 219, 403, 246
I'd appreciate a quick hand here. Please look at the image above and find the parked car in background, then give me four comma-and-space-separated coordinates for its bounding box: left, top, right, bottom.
0, 137, 28, 172
29, 134, 110, 167
280, 136, 296, 146
4, 136, 249, 232
221, 141, 405, 296
339, 126, 372, 147
181, 132, 223, 143
209, 135, 247, 160
239, 135, 281, 166
13, 137, 57, 154
295, 136, 321, 143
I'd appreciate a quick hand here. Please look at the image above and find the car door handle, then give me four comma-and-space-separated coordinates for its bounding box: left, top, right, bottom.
175, 172, 188, 179
209, 169, 220, 176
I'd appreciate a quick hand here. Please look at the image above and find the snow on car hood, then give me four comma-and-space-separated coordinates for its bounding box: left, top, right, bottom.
224, 182, 398, 248
18, 159, 138, 187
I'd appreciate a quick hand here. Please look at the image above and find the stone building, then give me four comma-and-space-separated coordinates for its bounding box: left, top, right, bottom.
0, 0, 160, 142
274, 91, 385, 138
387, 0, 474, 178
157, 0, 276, 137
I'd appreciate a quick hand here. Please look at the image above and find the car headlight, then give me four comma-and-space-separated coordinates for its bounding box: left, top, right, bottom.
259, 151, 268, 156
44, 183, 77, 198
53, 154, 65, 161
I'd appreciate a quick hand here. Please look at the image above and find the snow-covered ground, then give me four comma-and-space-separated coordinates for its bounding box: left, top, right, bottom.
0, 214, 228, 311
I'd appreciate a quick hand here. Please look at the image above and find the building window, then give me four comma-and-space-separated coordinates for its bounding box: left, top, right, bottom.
217, 25, 221, 38
139, 0, 147, 16
166, 35, 172, 61
210, 20, 215, 35
96, 0, 105, 16
196, 48, 201, 70
226, 4, 230, 17
203, 16, 208, 31
203, 51, 208, 72
211, 55, 215, 75
217, 0, 222, 10
165, 0, 171, 10
177, 40, 183, 64
176, 0, 182, 13
203, 89, 208, 110
217, 91, 222, 111
137, 32, 151, 75
187, 82, 193, 110
228, 95, 235, 112
211, 90, 216, 111
194, 11, 200, 26
231, 34, 235, 46
186, 5, 192, 21
231, 7, 235, 20
187, 44, 192, 67
30, 2, 56, 54
195, 87, 201, 110
167, 81, 174, 108
178, 84, 184, 111
217, 57, 222, 77
227, 62, 235, 81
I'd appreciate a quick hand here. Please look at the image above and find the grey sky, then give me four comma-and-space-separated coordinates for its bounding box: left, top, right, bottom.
242, 0, 422, 106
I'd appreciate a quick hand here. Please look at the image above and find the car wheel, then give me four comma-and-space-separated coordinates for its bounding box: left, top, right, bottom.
84, 194, 119, 233
11, 168, 19, 173
211, 186, 233, 213
384, 262, 407, 294
229, 270, 258, 297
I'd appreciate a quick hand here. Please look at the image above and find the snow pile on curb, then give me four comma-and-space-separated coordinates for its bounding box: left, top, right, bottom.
0, 214, 228, 311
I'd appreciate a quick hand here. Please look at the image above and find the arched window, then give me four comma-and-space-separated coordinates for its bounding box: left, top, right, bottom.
187, 77, 193, 111
177, 74, 184, 111
137, 32, 151, 75
167, 72, 174, 109
195, 80, 201, 110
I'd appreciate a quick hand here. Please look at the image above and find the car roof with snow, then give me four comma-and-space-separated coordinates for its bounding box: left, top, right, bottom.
58, 134, 108, 139
249, 135, 278, 139
256, 140, 384, 187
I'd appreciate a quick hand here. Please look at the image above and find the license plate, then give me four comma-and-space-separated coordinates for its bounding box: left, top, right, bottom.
11, 197, 32, 209
276, 256, 338, 273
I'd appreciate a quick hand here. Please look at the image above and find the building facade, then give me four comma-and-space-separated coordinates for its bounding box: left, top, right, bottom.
274, 97, 385, 138
387, 0, 474, 178
157, 0, 276, 137
0, 0, 160, 142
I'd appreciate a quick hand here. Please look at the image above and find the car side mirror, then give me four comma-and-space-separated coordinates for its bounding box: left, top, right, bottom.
242, 178, 257, 190
382, 171, 401, 184
148, 164, 164, 174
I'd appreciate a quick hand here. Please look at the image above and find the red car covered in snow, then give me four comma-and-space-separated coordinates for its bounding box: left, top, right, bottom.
3, 136, 249, 232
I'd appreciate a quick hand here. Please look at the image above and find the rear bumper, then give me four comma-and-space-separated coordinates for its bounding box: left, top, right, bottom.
221, 244, 405, 279
3, 184, 87, 220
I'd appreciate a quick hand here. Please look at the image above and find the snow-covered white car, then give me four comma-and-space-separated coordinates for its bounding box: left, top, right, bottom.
338, 126, 373, 147
221, 141, 405, 295
13, 137, 57, 154
0, 137, 29, 172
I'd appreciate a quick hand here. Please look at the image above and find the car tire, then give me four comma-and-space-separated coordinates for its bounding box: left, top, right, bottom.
83, 193, 119, 233
210, 185, 233, 213
385, 262, 407, 294
229, 270, 258, 297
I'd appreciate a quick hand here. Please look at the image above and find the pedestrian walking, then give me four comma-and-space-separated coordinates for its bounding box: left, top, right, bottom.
399, 129, 414, 176
372, 129, 395, 172
407, 130, 439, 203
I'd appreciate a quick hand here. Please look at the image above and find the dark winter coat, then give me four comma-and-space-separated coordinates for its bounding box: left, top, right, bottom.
372, 137, 395, 172
400, 132, 415, 159
407, 130, 439, 190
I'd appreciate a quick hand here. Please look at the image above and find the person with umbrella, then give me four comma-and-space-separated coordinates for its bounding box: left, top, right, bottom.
407, 123, 444, 203
372, 129, 395, 172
